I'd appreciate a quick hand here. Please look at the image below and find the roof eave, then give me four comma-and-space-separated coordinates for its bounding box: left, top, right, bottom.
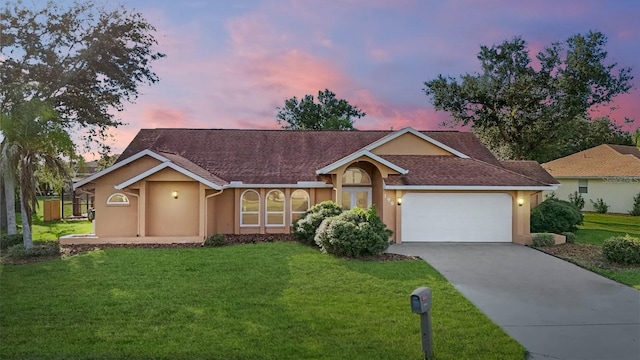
73, 150, 170, 190
316, 150, 408, 175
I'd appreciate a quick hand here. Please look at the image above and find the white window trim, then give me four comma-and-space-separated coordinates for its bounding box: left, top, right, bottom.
290, 190, 310, 225
106, 193, 130, 206
240, 189, 260, 227
578, 179, 588, 194
265, 190, 285, 227
343, 167, 372, 185
342, 187, 372, 210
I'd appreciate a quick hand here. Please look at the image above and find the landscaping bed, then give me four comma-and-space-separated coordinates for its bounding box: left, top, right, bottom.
535, 213, 640, 289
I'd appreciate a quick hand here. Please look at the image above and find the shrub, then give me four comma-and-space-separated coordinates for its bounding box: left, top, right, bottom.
630, 192, 640, 216
203, 233, 227, 247
602, 235, 640, 264
1, 233, 23, 250
590, 198, 609, 214
567, 191, 585, 210
544, 192, 557, 200
530, 199, 583, 234
562, 232, 576, 244
532, 233, 555, 247
314, 206, 392, 258
293, 201, 343, 246
5, 242, 60, 259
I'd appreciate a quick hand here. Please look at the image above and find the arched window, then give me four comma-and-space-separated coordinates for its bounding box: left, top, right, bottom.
341, 167, 372, 210
106, 193, 130, 205
290, 190, 310, 224
266, 190, 285, 226
240, 190, 260, 227
342, 167, 371, 185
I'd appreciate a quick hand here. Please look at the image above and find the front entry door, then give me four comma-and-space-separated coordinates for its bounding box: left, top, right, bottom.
341, 187, 372, 210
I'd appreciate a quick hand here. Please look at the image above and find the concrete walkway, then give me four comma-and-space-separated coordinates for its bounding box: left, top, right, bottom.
388, 243, 640, 360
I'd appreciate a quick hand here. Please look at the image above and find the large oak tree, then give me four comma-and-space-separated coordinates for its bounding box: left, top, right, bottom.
423, 31, 634, 163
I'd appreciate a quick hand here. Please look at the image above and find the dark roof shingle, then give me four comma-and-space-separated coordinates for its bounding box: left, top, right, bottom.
117, 128, 554, 187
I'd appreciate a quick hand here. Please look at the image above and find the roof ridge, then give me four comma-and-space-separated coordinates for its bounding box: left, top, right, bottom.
473, 158, 551, 186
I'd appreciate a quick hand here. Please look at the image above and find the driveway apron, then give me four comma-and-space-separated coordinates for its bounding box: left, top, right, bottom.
387, 243, 640, 360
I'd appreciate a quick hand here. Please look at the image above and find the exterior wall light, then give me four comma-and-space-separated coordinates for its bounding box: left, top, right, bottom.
517, 198, 524, 207
397, 197, 402, 206
172, 190, 179, 199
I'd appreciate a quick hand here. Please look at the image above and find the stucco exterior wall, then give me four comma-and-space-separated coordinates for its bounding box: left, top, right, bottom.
93, 156, 162, 237
146, 181, 199, 236
371, 132, 453, 156
210, 190, 234, 234
546, 178, 640, 214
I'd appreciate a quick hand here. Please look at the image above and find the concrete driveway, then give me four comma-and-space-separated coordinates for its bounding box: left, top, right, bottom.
387, 243, 640, 360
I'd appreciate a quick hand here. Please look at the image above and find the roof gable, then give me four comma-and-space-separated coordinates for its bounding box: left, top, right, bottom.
315, 149, 409, 175
74, 150, 169, 190
365, 127, 469, 158
543, 144, 640, 177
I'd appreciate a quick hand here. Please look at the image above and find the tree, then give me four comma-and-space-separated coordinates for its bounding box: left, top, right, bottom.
0, 0, 164, 244
276, 89, 365, 130
0, 1, 165, 136
0, 140, 18, 235
633, 128, 640, 148
0, 100, 75, 248
423, 31, 634, 163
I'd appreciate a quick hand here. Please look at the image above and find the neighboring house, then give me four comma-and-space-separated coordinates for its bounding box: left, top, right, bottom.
542, 144, 640, 214
70, 127, 558, 244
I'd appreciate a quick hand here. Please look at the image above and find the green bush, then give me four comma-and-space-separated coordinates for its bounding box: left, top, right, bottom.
630, 192, 640, 216
293, 201, 343, 246
532, 233, 555, 247
602, 235, 640, 264
203, 233, 227, 247
562, 232, 576, 244
314, 206, 392, 258
1, 233, 23, 250
568, 191, 585, 210
5, 242, 60, 259
590, 198, 609, 214
530, 199, 583, 234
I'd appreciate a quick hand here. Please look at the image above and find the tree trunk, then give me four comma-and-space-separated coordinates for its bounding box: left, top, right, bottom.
19, 183, 33, 249
0, 176, 6, 232
3, 168, 18, 235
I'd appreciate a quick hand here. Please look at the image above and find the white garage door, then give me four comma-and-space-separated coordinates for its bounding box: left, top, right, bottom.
401, 193, 512, 242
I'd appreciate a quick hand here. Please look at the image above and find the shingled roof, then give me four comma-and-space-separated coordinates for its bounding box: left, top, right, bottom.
115, 128, 556, 188
543, 144, 640, 177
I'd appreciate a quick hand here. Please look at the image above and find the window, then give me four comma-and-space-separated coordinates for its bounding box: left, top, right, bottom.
342, 167, 371, 185
578, 179, 588, 194
290, 190, 310, 224
266, 190, 285, 226
106, 193, 130, 205
342, 167, 371, 210
240, 190, 260, 226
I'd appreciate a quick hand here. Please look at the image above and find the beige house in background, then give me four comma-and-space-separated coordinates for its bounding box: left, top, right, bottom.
68, 127, 559, 245
542, 144, 640, 214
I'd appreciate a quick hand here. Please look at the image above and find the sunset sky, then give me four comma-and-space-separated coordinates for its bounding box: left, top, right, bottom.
85, 0, 639, 154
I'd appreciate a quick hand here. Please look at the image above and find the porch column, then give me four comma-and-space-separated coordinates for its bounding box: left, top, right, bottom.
139, 182, 146, 237
395, 190, 403, 243
199, 184, 206, 239
513, 190, 531, 244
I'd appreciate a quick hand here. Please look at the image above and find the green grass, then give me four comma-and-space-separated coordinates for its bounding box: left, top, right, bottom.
572, 213, 640, 288
6, 198, 93, 241
576, 213, 640, 245
0, 242, 526, 359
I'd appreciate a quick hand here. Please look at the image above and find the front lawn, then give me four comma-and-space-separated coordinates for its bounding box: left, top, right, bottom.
0, 242, 526, 359
540, 213, 640, 289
